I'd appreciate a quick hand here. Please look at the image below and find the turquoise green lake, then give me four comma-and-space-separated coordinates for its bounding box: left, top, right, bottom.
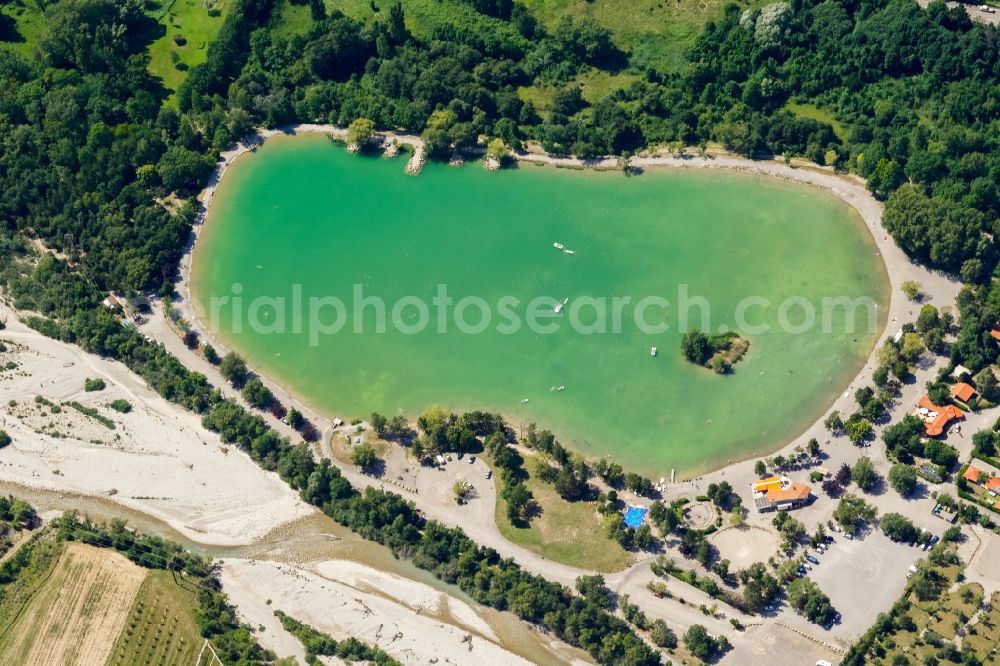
191, 135, 888, 476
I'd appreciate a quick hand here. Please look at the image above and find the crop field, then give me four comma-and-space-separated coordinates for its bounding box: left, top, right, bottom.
106, 570, 206, 666
0, 541, 146, 666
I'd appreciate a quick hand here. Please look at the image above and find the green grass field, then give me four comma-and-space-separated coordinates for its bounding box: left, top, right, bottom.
0, 0, 232, 105
0, 0, 45, 58
495, 454, 630, 572
106, 569, 206, 666
272, 0, 517, 40
147, 0, 232, 103
518, 67, 640, 112
521, 0, 763, 71
274, 0, 747, 71
785, 102, 849, 141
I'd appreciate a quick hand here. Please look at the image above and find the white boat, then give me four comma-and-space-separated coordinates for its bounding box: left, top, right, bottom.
556, 385, 566, 391
520, 398, 529, 404
563, 249, 575, 255
554, 302, 563, 313
553, 242, 564, 250
650, 346, 657, 357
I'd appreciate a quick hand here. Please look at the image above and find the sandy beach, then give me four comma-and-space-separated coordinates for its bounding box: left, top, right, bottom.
220, 558, 561, 666
0, 306, 312, 546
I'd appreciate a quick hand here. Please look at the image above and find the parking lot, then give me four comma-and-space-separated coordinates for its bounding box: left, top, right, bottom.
802, 530, 925, 642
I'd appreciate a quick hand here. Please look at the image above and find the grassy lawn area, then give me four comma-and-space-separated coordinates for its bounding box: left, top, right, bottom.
0, 0, 45, 58
518, 67, 640, 113
273, 0, 516, 40
520, 0, 763, 71
0, 539, 147, 665
329, 428, 389, 467
147, 0, 232, 104
495, 453, 630, 572
575, 67, 639, 103
269, 0, 319, 39
784, 102, 849, 141
106, 569, 205, 666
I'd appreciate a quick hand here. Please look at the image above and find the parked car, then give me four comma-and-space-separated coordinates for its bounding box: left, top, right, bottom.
486, 470, 492, 480
806, 555, 820, 565
469, 456, 476, 464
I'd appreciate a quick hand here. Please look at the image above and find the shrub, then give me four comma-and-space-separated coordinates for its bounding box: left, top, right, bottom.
203, 344, 220, 365
683, 624, 719, 660
219, 353, 248, 388
84, 377, 106, 392
109, 399, 132, 413
183, 330, 200, 349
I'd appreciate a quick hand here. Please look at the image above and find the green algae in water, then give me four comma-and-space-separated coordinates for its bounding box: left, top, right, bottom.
192, 135, 887, 476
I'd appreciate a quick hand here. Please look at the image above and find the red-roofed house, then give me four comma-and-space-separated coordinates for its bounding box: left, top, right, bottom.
917, 395, 964, 437
986, 477, 1000, 495
991, 329, 1000, 342
964, 466, 984, 483
951, 382, 976, 404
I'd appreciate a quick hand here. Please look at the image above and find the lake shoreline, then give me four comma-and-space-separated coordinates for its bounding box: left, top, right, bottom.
176, 125, 958, 481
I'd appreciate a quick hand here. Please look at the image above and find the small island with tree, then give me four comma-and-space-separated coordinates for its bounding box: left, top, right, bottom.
680, 328, 749, 374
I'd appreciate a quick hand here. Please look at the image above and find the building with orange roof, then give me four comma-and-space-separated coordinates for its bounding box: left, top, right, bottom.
752, 477, 782, 494
986, 477, 1000, 495
991, 329, 1000, 341
917, 395, 964, 437
751, 477, 812, 512
964, 465, 984, 483
951, 382, 976, 404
